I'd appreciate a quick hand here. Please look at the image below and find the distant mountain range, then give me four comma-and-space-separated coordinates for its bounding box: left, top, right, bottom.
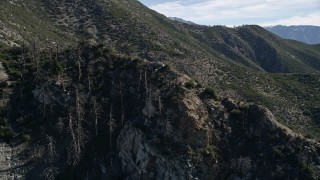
265, 25, 320, 44
167, 21, 320, 45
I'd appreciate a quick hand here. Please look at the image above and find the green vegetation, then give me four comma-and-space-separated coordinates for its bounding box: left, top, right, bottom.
185, 80, 197, 89
204, 86, 218, 99
0, 0, 75, 47
300, 163, 318, 180
0, 115, 13, 139
188, 144, 218, 160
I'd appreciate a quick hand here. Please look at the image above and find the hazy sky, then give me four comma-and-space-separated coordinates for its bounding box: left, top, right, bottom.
139, 0, 320, 26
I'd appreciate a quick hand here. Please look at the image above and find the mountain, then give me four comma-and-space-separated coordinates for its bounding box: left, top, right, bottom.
168, 17, 198, 25
0, 0, 320, 179
265, 25, 320, 44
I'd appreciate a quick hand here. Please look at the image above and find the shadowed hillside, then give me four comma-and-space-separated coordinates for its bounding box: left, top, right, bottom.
0, 0, 320, 179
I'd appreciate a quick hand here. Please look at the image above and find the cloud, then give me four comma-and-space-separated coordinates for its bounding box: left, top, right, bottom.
147, 0, 320, 26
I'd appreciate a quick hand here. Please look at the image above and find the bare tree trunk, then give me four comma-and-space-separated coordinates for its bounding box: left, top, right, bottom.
119, 81, 125, 127
67, 86, 86, 166
109, 105, 113, 150
144, 70, 148, 96
42, 87, 46, 120
108, 105, 116, 167
49, 43, 52, 63
55, 43, 59, 62
20, 37, 25, 82
75, 87, 83, 155
91, 97, 101, 136
43, 135, 59, 180
32, 40, 36, 64
88, 63, 93, 96
158, 94, 162, 115
137, 72, 142, 95
94, 102, 98, 137
77, 53, 82, 84
68, 110, 78, 165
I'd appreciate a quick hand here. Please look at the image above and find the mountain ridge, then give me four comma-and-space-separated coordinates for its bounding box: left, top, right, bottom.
265, 25, 320, 45
168, 17, 198, 25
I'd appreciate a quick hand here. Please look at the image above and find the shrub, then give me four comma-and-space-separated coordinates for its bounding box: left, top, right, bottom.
0, 126, 13, 138
185, 80, 197, 89
305, 133, 313, 139
272, 145, 285, 159
187, 144, 218, 160
51, 60, 63, 76
204, 86, 218, 99
23, 134, 31, 142
300, 163, 317, 179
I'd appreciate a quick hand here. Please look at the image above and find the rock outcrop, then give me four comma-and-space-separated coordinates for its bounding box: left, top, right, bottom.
116, 95, 320, 179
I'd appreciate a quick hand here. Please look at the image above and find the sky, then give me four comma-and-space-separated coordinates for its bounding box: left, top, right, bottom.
138, 0, 320, 26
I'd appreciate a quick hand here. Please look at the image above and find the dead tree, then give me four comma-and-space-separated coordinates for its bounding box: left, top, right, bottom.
55, 43, 59, 62
49, 42, 52, 63
20, 42, 25, 82
76, 52, 82, 84
108, 104, 117, 167
67, 87, 86, 166
144, 70, 148, 96
45, 135, 58, 163
118, 81, 125, 127
153, 90, 163, 115
41, 86, 47, 120
90, 97, 102, 136
108, 105, 116, 150
32, 40, 36, 64
43, 167, 59, 180
67, 110, 78, 165
18, 26, 25, 82
158, 93, 163, 115
75, 87, 86, 156
87, 62, 93, 96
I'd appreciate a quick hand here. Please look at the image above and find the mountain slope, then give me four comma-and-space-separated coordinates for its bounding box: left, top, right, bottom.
0, 0, 320, 178
0, 0, 76, 47
265, 25, 320, 45
1, 0, 320, 73
1, 44, 320, 179
0, 0, 319, 140
0, 0, 319, 137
